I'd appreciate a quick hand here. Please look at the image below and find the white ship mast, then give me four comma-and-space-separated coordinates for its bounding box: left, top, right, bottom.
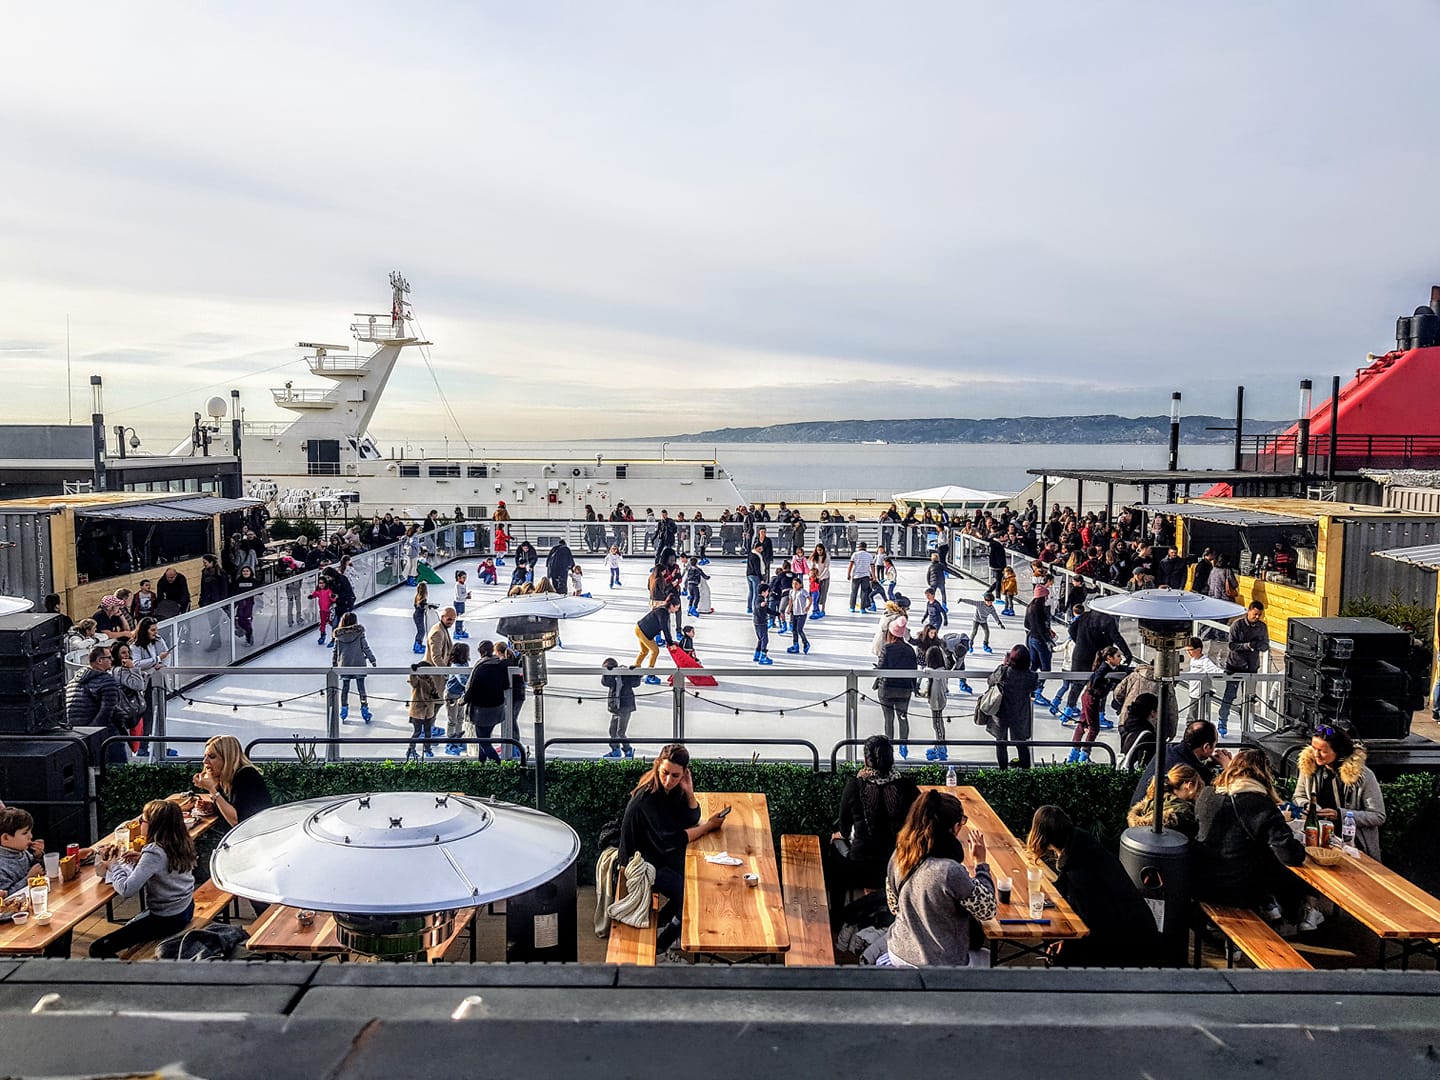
271, 270, 428, 439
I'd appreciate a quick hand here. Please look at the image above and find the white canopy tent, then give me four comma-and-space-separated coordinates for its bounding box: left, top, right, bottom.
893, 484, 1012, 509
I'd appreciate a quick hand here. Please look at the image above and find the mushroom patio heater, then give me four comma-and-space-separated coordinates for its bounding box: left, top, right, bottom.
1087, 588, 1245, 965
470, 592, 605, 807
211, 791, 581, 962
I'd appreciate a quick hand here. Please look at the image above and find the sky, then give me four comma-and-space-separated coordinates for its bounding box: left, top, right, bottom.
4, 2, 1440, 445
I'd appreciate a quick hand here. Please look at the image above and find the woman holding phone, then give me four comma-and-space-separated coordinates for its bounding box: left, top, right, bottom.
617, 744, 727, 954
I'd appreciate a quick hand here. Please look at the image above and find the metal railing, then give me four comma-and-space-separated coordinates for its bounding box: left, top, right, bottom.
243, 736, 528, 764
828, 738, 1118, 770
1239, 432, 1440, 473
543, 737, 821, 772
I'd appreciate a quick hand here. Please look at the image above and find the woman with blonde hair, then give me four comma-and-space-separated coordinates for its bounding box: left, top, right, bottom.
880, 789, 995, 967
1195, 749, 1317, 926
192, 735, 272, 827
1127, 764, 1203, 837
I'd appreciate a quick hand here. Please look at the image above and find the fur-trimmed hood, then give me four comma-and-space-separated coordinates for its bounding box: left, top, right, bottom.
1298, 744, 1368, 787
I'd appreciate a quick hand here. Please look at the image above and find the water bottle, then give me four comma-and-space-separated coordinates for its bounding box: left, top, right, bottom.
945, 764, 957, 788
1342, 811, 1356, 850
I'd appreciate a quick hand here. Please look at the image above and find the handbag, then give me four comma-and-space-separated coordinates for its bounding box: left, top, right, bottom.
975, 668, 1006, 722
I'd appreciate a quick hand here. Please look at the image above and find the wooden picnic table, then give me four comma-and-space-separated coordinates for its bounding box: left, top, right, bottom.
1289, 846, 1440, 967
245, 904, 477, 962
0, 799, 219, 957
919, 785, 1088, 959
682, 792, 790, 958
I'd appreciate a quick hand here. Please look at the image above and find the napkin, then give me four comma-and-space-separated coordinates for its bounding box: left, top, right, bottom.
705, 852, 743, 866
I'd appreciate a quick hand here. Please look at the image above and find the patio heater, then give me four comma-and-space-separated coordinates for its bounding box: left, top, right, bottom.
470, 592, 605, 808
1088, 588, 1244, 965
211, 791, 581, 962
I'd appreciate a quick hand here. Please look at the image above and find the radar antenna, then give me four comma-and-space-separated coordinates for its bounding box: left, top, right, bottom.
390, 270, 411, 326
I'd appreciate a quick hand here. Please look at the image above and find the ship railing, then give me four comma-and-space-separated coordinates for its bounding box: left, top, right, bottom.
1238, 432, 1440, 474
271, 386, 339, 406
240, 421, 288, 438
306, 355, 371, 375
350, 316, 408, 340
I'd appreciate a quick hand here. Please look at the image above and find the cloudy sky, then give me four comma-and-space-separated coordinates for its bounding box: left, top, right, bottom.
5, 2, 1439, 444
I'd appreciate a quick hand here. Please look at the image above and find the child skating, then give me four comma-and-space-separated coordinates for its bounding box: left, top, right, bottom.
453, 569, 471, 640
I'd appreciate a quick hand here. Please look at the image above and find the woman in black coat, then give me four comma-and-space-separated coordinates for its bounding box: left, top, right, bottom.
1194, 749, 1311, 921
825, 735, 920, 922
1025, 805, 1161, 967
986, 645, 1039, 769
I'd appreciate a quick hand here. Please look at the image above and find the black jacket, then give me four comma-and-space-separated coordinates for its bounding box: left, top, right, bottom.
1069, 610, 1132, 670
636, 608, 675, 646
619, 785, 701, 875
1194, 784, 1305, 907
746, 551, 763, 578
155, 572, 191, 612
1050, 829, 1161, 968
1224, 617, 1270, 675
602, 669, 641, 713
835, 773, 920, 888
546, 543, 575, 588
988, 538, 1008, 570
1158, 556, 1188, 590
463, 657, 511, 709
1130, 739, 1221, 804
1023, 596, 1052, 641
875, 639, 918, 702
199, 568, 228, 606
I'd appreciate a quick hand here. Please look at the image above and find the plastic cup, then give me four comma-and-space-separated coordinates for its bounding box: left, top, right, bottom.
997, 877, 1013, 905
1028, 889, 1045, 920
44, 853, 61, 880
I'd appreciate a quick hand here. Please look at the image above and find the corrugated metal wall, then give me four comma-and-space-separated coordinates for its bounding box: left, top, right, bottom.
0, 511, 56, 605
1340, 517, 1440, 608
1386, 487, 1440, 514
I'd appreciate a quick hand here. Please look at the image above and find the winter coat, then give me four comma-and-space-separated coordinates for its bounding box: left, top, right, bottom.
602, 669, 642, 714
66, 667, 120, 733
875, 639, 918, 703
1049, 828, 1161, 968
835, 771, 921, 889
987, 663, 1039, 739
1194, 780, 1305, 907
1293, 746, 1386, 859
408, 670, 444, 719
1223, 616, 1270, 676
1068, 610, 1132, 670
1110, 662, 1179, 742
332, 623, 376, 668
546, 543, 575, 589
870, 603, 907, 659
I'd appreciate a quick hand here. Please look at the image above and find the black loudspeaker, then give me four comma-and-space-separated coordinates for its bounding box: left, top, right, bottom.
0, 727, 104, 847
1284, 617, 1413, 741
0, 652, 64, 696
0, 613, 65, 657
0, 689, 66, 734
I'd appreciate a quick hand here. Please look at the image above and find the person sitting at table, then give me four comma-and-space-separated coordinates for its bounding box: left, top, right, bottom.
1195, 749, 1322, 930
90, 800, 197, 959
826, 734, 920, 922
617, 743, 728, 954
1024, 804, 1161, 967
0, 807, 44, 894
192, 735, 272, 828
1130, 719, 1230, 805
1117, 692, 1160, 760
1127, 764, 1203, 838
879, 789, 996, 967
1293, 725, 1386, 860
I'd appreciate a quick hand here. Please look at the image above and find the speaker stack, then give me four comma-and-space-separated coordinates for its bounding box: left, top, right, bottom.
0, 612, 66, 733
1283, 616, 1412, 741
0, 727, 106, 848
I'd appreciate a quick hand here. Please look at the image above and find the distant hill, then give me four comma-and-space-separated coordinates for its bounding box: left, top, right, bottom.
666, 415, 1288, 444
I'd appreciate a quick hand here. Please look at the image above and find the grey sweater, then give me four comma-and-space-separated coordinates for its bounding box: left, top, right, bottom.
885, 852, 996, 966
105, 843, 195, 917
0, 845, 36, 895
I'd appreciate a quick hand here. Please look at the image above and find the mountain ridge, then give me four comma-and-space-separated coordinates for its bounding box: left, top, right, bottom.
663, 414, 1288, 444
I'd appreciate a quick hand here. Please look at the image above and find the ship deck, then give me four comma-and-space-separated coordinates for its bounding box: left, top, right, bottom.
160, 556, 1124, 766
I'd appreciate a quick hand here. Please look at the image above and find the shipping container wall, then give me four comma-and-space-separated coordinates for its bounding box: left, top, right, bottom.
1384, 487, 1440, 515
0, 511, 57, 606
1339, 518, 1440, 609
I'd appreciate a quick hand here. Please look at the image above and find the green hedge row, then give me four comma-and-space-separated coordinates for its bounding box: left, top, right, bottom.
99, 762, 1438, 887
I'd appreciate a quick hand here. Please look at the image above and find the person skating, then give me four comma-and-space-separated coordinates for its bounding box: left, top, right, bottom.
786, 576, 812, 655
751, 583, 774, 664
634, 599, 679, 685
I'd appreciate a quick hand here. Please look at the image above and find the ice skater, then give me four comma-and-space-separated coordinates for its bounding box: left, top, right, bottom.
452, 569, 471, 640
751, 583, 774, 664
786, 576, 812, 654
605, 545, 623, 588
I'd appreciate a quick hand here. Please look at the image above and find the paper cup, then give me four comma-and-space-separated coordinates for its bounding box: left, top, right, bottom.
743, 873, 759, 888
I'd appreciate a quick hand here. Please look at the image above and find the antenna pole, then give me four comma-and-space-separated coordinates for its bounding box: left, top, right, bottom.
66, 316, 73, 425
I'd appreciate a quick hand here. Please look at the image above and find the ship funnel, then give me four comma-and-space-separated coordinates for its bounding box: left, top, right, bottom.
1395, 286, 1440, 351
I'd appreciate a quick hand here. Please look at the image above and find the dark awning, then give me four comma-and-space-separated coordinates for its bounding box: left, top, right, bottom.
163, 496, 260, 515
1133, 503, 1313, 528
75, 503, 210, 523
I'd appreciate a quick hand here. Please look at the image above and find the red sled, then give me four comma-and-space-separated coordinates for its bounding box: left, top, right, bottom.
666, 644, 718, 687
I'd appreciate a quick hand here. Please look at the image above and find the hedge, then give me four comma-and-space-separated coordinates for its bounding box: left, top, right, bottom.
99, 762, 1438, 887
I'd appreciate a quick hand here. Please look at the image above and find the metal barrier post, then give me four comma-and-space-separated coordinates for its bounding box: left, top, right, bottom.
325, 668, 341, 762
673, 674, 685, 742
150, 683, 168, 762
844, 671, 859, 763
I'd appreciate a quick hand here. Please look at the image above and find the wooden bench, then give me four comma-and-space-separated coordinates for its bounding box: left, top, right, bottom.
780, 834, 834, 966
116, 880, 239, 960
1197, 903, 1313, 971
606, 894, 659, 966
